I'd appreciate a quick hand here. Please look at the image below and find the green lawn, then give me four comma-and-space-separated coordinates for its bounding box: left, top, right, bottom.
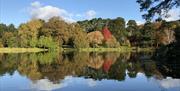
0, 48, 48, 53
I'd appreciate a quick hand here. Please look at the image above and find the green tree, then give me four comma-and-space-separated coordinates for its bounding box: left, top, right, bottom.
0, 23, 16, 37
40, 17, 69, 46
2, 32, 17, 47
126, 20, 141, 46
18, 19, 44, 47
18, 24, 29, 47
140, 22, 157, 47
108, 17, 127, 44
7, 24, 16, 32
0, 23, 7, 38
70, 24, 89, 48
37, 36, 59, 50
127, 20, 138, 37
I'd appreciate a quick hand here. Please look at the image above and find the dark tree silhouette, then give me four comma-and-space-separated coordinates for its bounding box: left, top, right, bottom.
137, 0, 180, 21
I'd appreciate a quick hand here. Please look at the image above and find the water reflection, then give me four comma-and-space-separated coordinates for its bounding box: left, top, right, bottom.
0, 52, 179, 91
154, 77, 180, 89
31, 78, 67, 91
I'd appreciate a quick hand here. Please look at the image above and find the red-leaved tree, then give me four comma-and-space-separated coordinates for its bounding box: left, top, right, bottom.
102, 26, 112, 41
103, 59, 113, 73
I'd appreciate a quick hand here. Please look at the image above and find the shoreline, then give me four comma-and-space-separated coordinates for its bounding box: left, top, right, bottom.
0, 48, 48, 53
0, 47, 154, 53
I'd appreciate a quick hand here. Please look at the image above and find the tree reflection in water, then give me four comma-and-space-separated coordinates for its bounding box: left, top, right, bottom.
0, 51, 179, 84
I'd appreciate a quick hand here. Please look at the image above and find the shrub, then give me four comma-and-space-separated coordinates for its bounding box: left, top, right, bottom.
87, 31, 104, 48
103, 36, 120, 48
37, 36, 59, 50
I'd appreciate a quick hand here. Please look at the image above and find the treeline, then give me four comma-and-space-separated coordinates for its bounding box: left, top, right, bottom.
78, 18, 180, 47
0, 16, 179, 50
0, 17, 89, 50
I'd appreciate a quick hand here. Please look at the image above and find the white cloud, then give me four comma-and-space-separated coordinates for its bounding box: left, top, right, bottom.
74, 10, 97, 20
31, 1, 41, 8
136, 21, 144, 25
85, 10, 97, 20
31, 79, 67, 91
126, 20, 144, 26
29, 1, 75, 23
163, 8, 180, 21
75, 14, 83, 18
29, 1, 97, 22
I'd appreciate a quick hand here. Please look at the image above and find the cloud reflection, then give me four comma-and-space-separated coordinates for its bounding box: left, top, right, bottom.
31, 79, 67, 91
30, 76, 97, 91
152, 77, 180, 89
157, 78, 180, 89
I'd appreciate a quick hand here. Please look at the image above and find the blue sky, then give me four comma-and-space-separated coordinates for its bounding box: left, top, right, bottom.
0, 0, 179, 27
0, 0, 146, 26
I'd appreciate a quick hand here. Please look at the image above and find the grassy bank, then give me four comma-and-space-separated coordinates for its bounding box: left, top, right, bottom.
79, 48, 132, 52
63, 46, 132, 52
78, 47, 154, 52
0, 46, 154, 53
131, 47, 155, 52
0, 48, 48, 53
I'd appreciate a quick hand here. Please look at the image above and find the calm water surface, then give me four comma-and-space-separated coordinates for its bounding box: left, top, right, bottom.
0, 52, 179, 91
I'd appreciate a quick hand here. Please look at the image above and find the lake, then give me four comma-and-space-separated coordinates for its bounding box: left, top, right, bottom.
0, 52, 180, 91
